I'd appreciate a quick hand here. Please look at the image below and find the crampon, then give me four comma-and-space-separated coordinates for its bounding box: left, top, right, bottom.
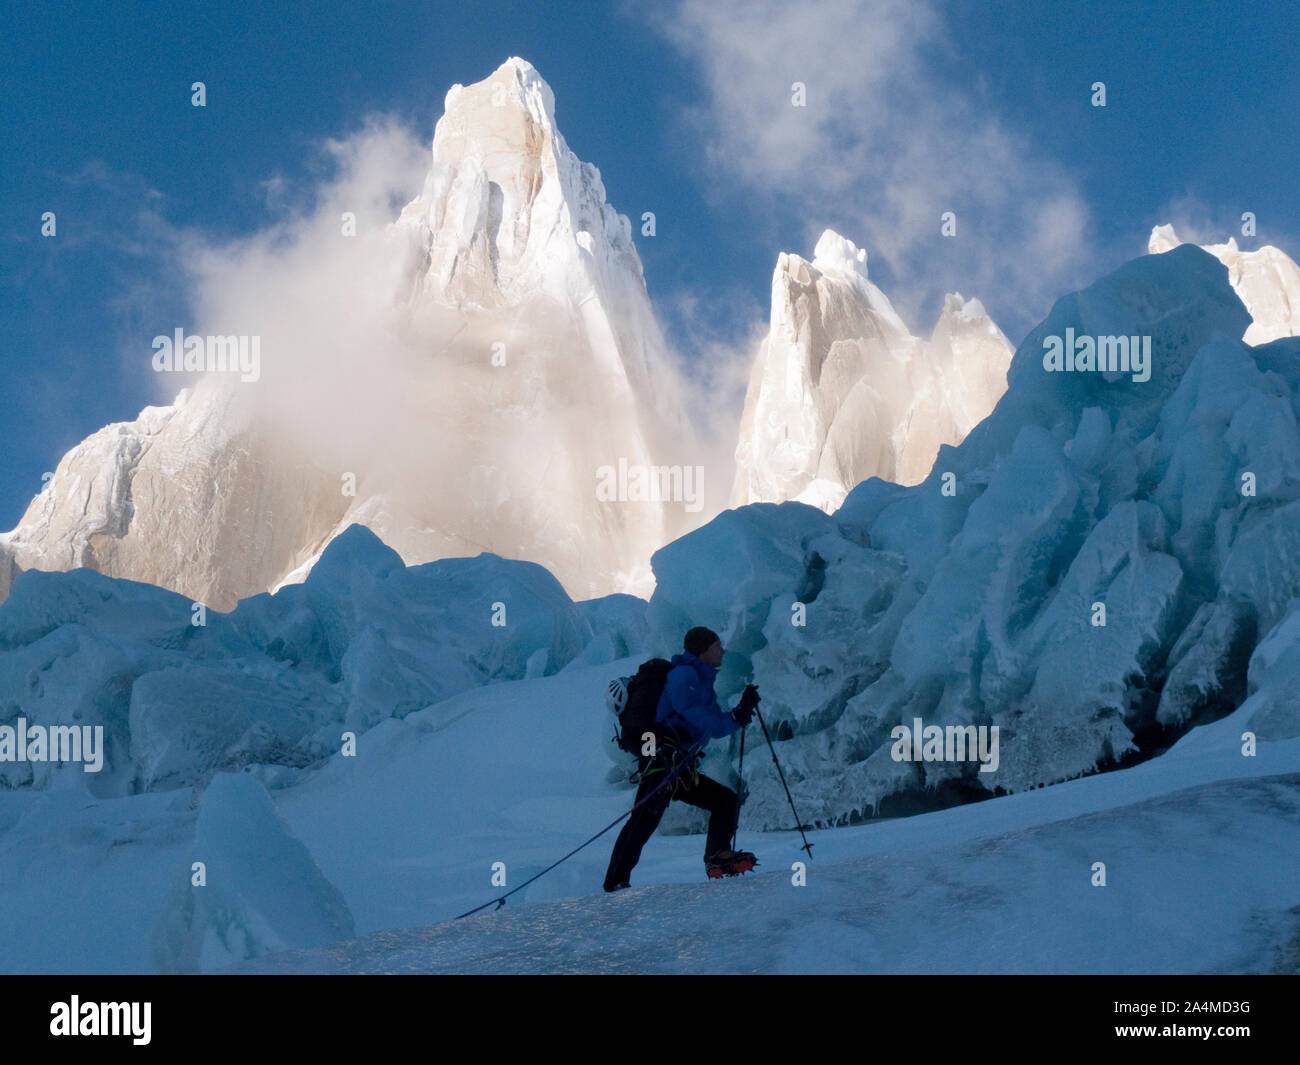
705, 849, 758, 878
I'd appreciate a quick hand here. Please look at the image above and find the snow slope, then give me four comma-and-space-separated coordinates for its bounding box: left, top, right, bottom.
3, 647, 1295, 974
235, 675, 1300, 975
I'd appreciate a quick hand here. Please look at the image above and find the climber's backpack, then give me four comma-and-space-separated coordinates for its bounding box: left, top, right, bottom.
608, 657, 673, 754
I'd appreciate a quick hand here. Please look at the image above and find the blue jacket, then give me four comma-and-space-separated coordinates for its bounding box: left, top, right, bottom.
655, 652, 741, 748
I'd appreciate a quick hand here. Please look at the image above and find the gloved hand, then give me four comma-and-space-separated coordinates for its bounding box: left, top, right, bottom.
732, 684, 759, 725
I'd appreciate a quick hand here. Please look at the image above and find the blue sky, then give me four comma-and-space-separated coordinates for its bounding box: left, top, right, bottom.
3, 0, 1298, 529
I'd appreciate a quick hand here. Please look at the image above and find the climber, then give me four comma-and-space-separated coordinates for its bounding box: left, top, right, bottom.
603, 626, 760, 891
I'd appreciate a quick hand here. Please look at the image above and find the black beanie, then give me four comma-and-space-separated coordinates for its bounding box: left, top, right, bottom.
684, 626, 721, 657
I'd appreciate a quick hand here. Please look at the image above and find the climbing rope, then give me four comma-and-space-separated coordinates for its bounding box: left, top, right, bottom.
453, 744, 702, 920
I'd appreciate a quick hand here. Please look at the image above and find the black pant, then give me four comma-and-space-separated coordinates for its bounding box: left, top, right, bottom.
604, 747, 739, 889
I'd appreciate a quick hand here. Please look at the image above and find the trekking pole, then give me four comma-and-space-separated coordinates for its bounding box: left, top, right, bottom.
730, 724, 746, 853
752, 704, 814, 859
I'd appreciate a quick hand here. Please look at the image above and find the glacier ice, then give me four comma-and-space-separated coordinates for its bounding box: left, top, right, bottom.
147, 771, 354, 973
653, 242, 1300, 827
0, 524, 597, 793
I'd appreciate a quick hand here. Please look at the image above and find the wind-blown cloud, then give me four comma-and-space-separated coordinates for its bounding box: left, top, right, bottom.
1150, 192, 1257, 250
169, 117, 437, 478
649, 0, 1096, 339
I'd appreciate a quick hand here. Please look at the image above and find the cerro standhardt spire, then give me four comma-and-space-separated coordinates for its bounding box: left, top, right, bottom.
732, 230, 1014, 511
1148, 223, 1300, 345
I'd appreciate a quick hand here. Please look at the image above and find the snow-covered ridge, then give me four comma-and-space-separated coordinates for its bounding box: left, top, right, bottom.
3, 594, 1296, 971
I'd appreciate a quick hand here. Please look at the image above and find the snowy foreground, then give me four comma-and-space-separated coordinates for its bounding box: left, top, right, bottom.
235, 675, 1299, 975
238, 668, 1298, 974
2, 651, 1293, 974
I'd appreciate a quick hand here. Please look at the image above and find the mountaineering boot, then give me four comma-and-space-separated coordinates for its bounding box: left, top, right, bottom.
604, 881, 631, 893
705, 849, 758, 878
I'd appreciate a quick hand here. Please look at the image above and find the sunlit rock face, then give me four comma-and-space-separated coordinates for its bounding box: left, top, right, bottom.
732, 230, 1013, 512
1149, 223, 1300, 345
0, 58, 695, 608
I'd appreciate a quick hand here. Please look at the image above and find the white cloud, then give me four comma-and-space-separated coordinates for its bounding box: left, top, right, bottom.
658, 283, 770, 516
650, 0, 1097, 337
168, 116, 443, 481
